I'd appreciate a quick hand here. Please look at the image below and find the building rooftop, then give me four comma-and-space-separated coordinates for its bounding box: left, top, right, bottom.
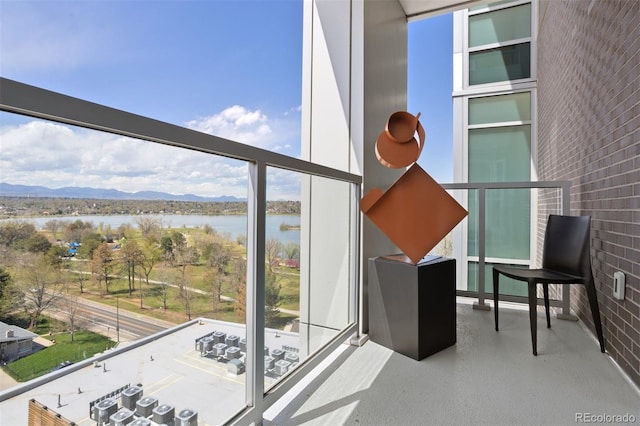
0, 319, 300, 426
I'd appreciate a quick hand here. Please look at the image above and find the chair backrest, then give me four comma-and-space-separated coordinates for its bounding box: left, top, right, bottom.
542, 215, 592, 279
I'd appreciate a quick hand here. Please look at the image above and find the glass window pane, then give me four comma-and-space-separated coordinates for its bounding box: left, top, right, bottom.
469, 4, 531, 47
469, 1, 515, 12
469, 43, 530, 85
467, 262, 528, 296
468, 126, 531, 260
468, 125, 531, 182
469, 92, 531, 125
467, 189, 531, 259
0, 111, 251, 424
264, 168, 355, 391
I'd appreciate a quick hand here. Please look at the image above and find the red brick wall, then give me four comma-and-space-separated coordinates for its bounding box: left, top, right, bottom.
537, 0, 639, 387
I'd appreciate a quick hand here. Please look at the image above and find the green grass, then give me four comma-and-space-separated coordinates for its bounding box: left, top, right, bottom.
2, 331, 116, 382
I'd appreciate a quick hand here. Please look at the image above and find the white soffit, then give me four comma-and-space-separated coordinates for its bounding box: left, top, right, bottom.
399, 0, 487, 20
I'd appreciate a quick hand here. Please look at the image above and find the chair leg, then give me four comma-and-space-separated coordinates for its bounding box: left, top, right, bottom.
543, 283, 551, 328
493, 268, 500, 331
585, 279, 606, 353
528, 282, 538, 356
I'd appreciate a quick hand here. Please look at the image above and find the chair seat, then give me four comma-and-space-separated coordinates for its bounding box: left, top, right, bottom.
493, 265, 585, 284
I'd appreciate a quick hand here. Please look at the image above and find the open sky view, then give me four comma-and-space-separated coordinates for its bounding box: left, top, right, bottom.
0, 1, 453, 200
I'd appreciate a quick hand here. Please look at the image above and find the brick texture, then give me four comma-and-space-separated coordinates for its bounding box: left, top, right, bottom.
537, 0, 640, 387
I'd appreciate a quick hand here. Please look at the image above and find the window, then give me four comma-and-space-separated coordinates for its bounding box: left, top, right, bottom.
467, 3, 533, 86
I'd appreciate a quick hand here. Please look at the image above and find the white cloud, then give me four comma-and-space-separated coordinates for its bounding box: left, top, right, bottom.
0, 117, 300, 200
185, 105, 301, 156
186, 105, 273, 147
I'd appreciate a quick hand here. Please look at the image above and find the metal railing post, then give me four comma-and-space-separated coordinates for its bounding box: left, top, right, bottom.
474, 186, 489, 310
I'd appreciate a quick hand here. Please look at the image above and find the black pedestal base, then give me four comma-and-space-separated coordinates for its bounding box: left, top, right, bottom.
368, 256, 456, 360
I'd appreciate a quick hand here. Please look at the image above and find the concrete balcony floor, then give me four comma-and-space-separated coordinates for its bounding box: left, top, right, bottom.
265, 301, 640, 425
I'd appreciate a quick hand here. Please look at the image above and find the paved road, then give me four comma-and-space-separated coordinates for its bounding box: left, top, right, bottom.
0, 298, 175, 393
50, 297, 175, 343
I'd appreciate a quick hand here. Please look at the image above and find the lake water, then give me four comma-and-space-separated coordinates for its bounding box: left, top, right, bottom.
6, 214, 301, 245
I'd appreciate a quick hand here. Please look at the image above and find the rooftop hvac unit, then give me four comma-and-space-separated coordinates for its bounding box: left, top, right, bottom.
121, 385, 143, 410
264, 356, 275, 370
93, 398, 118, 425
212, 343, 228, 357
271, 348, 285, 361
130, 417, 151, 426
225, 346, 241, 360
199, 336, 214, 352
274, 359, 292, 376
135, 396, 158, 418
152, 404, 175, 425
225, 335, 240, 347
175, 408, 198, 426
285, 352, 299, 363
227, 358, 245, 375
239, 338, 247, 352
109, 408, 134, 426
212, 331, 226, 344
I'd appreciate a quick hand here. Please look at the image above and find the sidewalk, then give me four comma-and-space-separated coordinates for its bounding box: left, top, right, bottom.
0, 370, 17, 392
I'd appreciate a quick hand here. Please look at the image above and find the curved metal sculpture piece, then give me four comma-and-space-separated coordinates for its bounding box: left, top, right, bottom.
361, 111, 468, 264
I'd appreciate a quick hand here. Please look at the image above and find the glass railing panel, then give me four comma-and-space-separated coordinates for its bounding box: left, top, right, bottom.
263, 166, 302, 391
263, 168, 355, 391
467, 188, 531, 259
0, 110, 250, 424
468, 262, 527, 296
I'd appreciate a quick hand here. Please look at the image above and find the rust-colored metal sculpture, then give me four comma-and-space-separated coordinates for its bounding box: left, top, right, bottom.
361, 111, 468, 264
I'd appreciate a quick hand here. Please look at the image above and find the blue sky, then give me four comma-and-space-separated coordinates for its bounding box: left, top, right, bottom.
0, 1, 453, 199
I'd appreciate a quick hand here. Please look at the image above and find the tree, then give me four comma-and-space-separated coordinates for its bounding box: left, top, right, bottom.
157, 269, 171, 311
60, 291, 80, 342
204, 268, 222, 317
181, 282, 195, 321
0, 266, 19, 319
115, 223, 134, 240
25, 233, 52, 253
14, 253, 66, 330
77, 232, 103, 259
43, 219, 66, 240
91, 243, 114, 296
140, 240, 162, 287
76, 267, 89, 294
120, 239, 143, 296
265, 237, 283, 271
134, 217, 163, 240
204, 241, 231, 275
160, 236, 174, 264
0, 221, 36, 249
283, 242, 300, 261
265, 269, 282, 326
45, 245, 69, 267
231, 257, 247, 319
63, 219, 94, 244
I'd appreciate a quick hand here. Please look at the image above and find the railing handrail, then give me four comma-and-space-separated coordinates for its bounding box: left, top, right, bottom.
0, 77, 361, 186
441, 180, 572, 315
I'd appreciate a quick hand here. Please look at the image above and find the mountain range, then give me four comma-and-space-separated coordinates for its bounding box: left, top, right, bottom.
0, 183, 245, 203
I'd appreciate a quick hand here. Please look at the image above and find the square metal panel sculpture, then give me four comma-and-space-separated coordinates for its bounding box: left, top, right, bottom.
360, 111, 468, 264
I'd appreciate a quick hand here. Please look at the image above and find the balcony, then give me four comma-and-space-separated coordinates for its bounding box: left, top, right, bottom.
265, 300, 640, 425
1, 78, 638, 425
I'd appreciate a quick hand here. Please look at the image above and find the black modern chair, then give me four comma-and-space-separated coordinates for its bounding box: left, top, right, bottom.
492, 215, 606, 355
